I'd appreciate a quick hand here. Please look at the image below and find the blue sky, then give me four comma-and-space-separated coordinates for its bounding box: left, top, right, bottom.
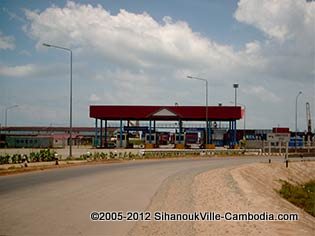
0, 0, 314, 131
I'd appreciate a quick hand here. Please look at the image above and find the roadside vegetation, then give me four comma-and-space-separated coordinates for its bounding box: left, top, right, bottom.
79, 150, 199, 160
0, 149, 57, 164
279, 180, 315, 217
0, 149, 246, 165
78, 149, 245, 160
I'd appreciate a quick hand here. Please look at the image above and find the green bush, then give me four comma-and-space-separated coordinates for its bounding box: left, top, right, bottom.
129, 139, 145, 146
0, 154, 23, 164
93, 152, 100, 160
40, 149, 56, 162
29, 149, 56, 162
0, 154, 10, 164
30, 152, 40, 162
109, 152, 115, 159
0, 150, 56, 165
100, 152, 108, 160
80, 152, 92, 160
11, 154, 19, 164
82, 152, 110, 161
279, 180, 315, 217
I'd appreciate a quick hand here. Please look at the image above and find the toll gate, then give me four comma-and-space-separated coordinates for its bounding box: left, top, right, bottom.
89, 105, 242, 149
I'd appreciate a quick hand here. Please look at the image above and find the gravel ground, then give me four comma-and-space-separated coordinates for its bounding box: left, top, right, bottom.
128, 167, 205, 236
130, 161, 315, 236
0, 147, 141, 158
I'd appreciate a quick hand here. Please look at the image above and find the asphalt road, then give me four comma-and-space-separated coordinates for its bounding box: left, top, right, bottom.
0, 157, 275, 236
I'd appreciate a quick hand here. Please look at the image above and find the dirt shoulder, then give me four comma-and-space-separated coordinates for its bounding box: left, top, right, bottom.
130, 161, 315, 236
194, 161, 315, 236
0, 156, 216, 176
0, 160, 124, 176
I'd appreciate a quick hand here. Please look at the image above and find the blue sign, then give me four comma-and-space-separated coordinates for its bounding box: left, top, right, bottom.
124, 126, 149, 132
184, 128, 205, 132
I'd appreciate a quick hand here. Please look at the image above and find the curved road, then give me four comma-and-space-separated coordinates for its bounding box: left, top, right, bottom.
0, 157, 269, 236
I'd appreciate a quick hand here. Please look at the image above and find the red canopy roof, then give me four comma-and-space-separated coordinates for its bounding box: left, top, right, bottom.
90, 105, 242, 121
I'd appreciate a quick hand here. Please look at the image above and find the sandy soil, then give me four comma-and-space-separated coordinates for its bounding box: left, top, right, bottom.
0, 159, 125, 176
0, 147, 141, 158
194, 161, 315, 236
130, 161, 315, 236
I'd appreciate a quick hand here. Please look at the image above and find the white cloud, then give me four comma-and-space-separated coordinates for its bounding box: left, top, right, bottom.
234, 0, 315, 42
0, 31, 15, 50
0, 64, 35, 77
2, 7, 27, 23
89, 93, 101, 102
5, 0, 312, 129
19, 49, 31, 56
19, 104, 68, 125
235, 0, 315, 82
23, 1, 263, 73
242, 85, 281, 103
244, 41, 261, 54
20, 0, 270, 110
0, 63, 67, 78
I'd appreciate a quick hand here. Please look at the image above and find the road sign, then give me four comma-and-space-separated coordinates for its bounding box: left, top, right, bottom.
267, 133, 290, 142
184, 128, 205, 132
124, 126, 149, 132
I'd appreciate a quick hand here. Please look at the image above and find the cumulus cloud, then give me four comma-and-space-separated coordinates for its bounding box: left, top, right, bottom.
22, 0, 313, 87
235, 0, 315, 82
0, 31, 15, 50
19, 104, 68, 125
23, 1, 263, 73
19, 49, 31, 56
0, 64, 35, 77
2, 7, 27, 23
0, 63, 67, 78
234, 0, 315, 42
4, 0, 312, 128
89, 93, 101, 102
242, 85, 281, 103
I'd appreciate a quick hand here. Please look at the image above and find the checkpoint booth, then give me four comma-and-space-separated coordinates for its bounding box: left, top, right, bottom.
145, 133, 158, 148
115, 132, 128, 148
265, 128, 291, 155
184, 131, 201, 148
90, 105, 242, 149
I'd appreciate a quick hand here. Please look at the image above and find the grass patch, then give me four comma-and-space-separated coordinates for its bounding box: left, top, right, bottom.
279, 180, 315, 217
8, 166, 20, 170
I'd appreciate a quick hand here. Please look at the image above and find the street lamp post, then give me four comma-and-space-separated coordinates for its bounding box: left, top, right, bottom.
230, 102, 246, 140
241, 104, 246, 140
233, 84, 239, 106
232, 84, 239, 147
5, 105, 18, 128
187, 76, 209, 146
43, 43, 73, 158
295, 91, 302, 152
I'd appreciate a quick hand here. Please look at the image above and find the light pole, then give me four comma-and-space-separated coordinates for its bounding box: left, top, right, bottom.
5, 105, 18, 129
232, 84, 239, 147
230, 102, 246, 140
233, 83, 239, 106
187, 76, 209, 146
240, 103, 246, 140
295, 91, 302, 152
43, 43, 73, 158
